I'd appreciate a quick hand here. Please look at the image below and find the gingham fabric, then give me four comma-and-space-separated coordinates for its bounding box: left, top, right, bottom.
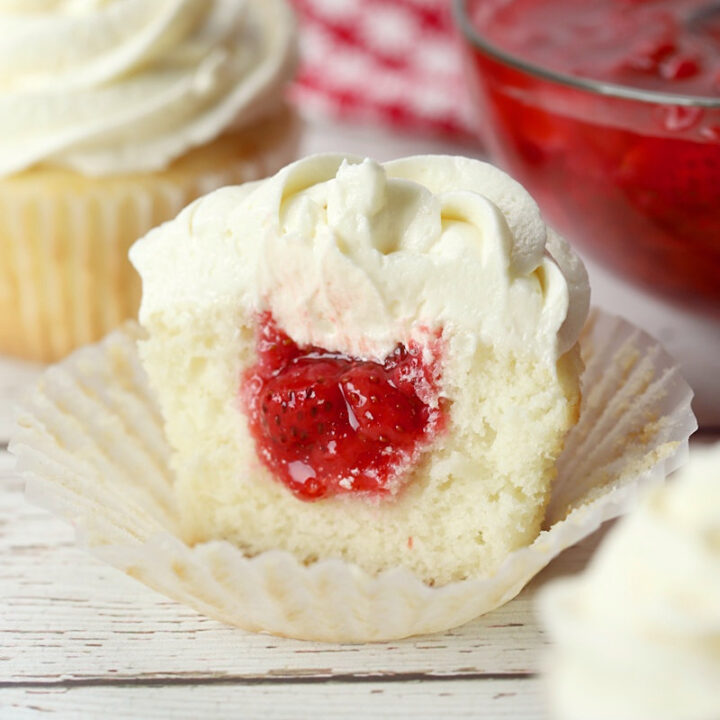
289, 0, 476, 139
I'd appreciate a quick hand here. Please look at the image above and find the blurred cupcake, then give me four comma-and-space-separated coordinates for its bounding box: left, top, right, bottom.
0, 0, 298, 362
540, 443, 720, 720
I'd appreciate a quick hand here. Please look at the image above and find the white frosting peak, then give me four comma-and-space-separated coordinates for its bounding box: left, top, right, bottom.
131, 154, 590, 369
0, 0, 296, 176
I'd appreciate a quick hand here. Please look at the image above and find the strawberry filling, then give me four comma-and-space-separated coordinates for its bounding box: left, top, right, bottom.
242, 313, 446, 501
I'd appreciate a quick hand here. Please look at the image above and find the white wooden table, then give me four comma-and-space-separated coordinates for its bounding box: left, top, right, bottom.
1, 120, 717, 719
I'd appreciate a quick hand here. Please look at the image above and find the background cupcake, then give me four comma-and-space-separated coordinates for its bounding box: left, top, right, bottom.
0, 0, 298, 362
540, 443, 720, 720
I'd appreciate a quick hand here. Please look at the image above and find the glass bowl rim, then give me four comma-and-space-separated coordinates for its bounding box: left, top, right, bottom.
453, 0, 720, 109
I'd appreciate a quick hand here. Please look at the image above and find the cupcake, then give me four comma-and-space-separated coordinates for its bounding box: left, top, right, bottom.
0, 0, 298, 362
13, 154, 695, 641
540, 443, 720, 720
129, 153, 590, 585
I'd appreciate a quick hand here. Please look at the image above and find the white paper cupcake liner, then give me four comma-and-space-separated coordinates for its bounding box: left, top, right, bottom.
11, 309, 696, 641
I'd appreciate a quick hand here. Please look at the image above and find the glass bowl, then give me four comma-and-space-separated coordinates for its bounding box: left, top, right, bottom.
453, 0, 720, 316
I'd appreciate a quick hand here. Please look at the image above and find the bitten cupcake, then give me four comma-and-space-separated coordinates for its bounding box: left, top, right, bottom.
540, 443, 720, 720
14, 153, 694, 641
0, 0, 298, 362
130, 153, 590, 586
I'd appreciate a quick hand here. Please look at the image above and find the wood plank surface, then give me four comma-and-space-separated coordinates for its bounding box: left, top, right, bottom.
0, 679, 545, 720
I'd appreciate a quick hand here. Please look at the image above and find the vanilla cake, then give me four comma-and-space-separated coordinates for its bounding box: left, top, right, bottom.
129, 154, 590, 585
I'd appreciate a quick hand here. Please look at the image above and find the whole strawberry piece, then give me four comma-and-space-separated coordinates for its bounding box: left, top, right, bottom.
257, 359, 346, 449
339, 366, 426, 446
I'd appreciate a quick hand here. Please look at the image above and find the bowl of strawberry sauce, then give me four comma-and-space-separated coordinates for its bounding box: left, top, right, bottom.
454, 0, 720, 315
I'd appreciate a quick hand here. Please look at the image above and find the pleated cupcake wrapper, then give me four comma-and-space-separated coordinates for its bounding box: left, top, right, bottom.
11, 309, 696, 642
0, 125, 298, 364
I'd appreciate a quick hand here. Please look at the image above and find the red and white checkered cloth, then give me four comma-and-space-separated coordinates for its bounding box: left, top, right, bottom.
289, 0, 476, 140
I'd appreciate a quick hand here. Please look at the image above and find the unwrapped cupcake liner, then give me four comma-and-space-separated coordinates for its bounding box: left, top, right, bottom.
0, 110, 299, 363
11, 309, 696, 641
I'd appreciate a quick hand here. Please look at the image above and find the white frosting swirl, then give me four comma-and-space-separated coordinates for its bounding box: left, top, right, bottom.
131, 154, 590, 367
540, 443, 720, 720
0, 0, 296, 176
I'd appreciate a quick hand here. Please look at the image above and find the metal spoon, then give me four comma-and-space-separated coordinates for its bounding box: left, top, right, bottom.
686, 2, 720, 30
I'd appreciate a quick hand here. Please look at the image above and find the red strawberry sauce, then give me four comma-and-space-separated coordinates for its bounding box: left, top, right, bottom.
241, 313, 446, 501
463, 0, 720, 314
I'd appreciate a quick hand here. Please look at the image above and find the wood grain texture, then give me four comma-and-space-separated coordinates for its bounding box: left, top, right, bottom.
0, 679, 545, 720
1, 451, 602, 687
